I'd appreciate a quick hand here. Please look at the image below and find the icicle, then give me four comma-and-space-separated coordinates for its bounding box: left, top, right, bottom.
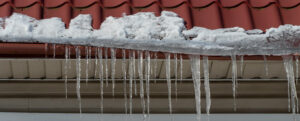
296, 56, 299, 84
53, 44, 56, 58
240, 56, 244, 76
111, 48, 116, 96
98, 48, 104, 114
75, 46, 82, 114
133, 51, 137, 96
145, 51, 151, 116
138, 51, 146, 118
85, 46, 89, 83
154, 53, 158, 83
283, 56, 298, 121
105, 48, 109, 87
190, 55, 201, 121
122, 49, 128, 114
263, 55, 269, 77
94, 48, 98, 79
180, 54, 183, 82
129, 51, 134, 114
64, 46, 69, 99
165, 53, 172, 114
174, 54, 178, 99
231, 54, 237, 112
203, 56, 211, 119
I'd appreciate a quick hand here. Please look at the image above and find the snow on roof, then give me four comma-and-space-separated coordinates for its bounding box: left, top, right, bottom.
0, 12, 299, 56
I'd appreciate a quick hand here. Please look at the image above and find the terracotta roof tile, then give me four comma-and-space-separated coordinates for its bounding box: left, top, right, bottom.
278, 0, 300, 8
43, 0, 70, 7
280, 6, 300, 25
191, 3, 222, 29
250, 4, 282, 30
162, 3, 192, 29
160, 0, 187, 7
190, 0, 216, 7
221, 3, 253, 30
72, 0, 99, 7
132, 2, 161, 16
102, 0, 128, 7
0, 0, 11, 17
131, 0, 157, 7
219, 0, 247, 8
249, 0, 277, 8
13, 0, 42, 19
103, 3, 131, 18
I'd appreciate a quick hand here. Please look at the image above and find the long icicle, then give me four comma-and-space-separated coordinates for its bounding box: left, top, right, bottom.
174, 53, 178, 99
85, 46, 89, 83
105, 48, 109, 87
263, 55, 269, 77
190, 55, 201, 121
64, 45, 69, 99
98, 48, 104, 114
154, 52, 158, 83
146, 51, 151, 117
129, 51, 134, 114
53, 44, 56, 58
138, 51, 146, 119
75, 46, 82, 114
111, 48, 116, 96
166, 53, 172, 114
180, 54, 183, 83
203, 56, 211, 121
133, 51, 137, 96
283, 56, 298, 121
94, 48, 98, 79
122, 49, 128, 114
240, 55, 244, 76
296, 55, 299, 84
231, 54, 237, 112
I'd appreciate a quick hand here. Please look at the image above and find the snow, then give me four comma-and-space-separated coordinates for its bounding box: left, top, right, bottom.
0, 12, 300, 55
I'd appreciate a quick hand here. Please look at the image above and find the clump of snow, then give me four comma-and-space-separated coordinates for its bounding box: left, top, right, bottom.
33, 17, 65, 42
62, 14, 93, 39
94, 11, 186, 40
1, 13, 38, 42
266, 25, 300, 46
0, 18, 3, 30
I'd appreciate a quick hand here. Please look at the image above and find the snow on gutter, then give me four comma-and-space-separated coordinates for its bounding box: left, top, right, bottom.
0, 12, 300, 58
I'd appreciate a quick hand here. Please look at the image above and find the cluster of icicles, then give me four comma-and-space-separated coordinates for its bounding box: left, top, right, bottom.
60, 44, 299, 121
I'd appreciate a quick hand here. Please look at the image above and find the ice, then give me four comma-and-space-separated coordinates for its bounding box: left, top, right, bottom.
98, 48, 104, 114
132, 51, 137, 96
53, 44, 56, 58
180, 55, 183, 82
85, 46, 89, 83
105, 48, 109, 87
64, 46, 69, 99
129, 51, 134, 114
153, 53, 158, 83
75, 46, 82, 114
145, 51, 151, 116
138, 51, 146, 118
231, 54, 237, 112
94, 49, 98, 80
203, 56, 211, 119
33, 17, 65, 42
111, 48, 116, 96
62, 14, 93, 39
283, 56, 298, 120
174, 54, 178, 99
296, 56, 299, 84
165, 53, 172, 114
190, 55, 201, 121
263, 55, 269, 76
240, 56, 244, 76
122, 49, 128, 114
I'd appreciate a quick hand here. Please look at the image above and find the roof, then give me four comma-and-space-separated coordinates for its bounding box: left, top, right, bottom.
0, 0, 299, 30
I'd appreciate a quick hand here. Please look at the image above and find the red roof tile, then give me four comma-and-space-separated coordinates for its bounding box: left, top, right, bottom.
102, 3, 131, 18
219, 0, 247, 7
162, 3, 192, 29
131, 0, 157, 7
221, 3, 253, 30
280, 6, 300, 25
102, 0, 128, 7
0, 0, 11, 17
250, 4, 282, 30
278, 0, 300, 7
132, 2, 161, 16
191, 3, 222, 29
190, 0, 216, 7
249, 0, 277, 8
160, 0, 187, 7
72, 0, 101, 29
43, 0, 71, 27
13, 0, 42, 19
